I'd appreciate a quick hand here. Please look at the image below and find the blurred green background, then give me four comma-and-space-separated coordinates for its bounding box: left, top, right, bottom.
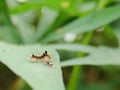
0, 0, 120, 90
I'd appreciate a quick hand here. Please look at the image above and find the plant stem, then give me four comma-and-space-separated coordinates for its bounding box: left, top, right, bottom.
67, 32, 93, 90
67, 0, 111, 89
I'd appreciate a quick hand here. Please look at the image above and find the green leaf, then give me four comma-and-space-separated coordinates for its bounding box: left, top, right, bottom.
0, 43, 65, 90
34, 8, 58, 42
0, 26, 22, 43
112, 20, 120, 44
42, 5, 120, 43
13, 15, 35, 44
10, 0, 78, 15
48, 44, 95, 53
59, 44, 120, 67
0, 0, 23, 44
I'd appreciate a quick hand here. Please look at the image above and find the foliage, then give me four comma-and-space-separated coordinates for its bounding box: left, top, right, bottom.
0, 0, 120, 90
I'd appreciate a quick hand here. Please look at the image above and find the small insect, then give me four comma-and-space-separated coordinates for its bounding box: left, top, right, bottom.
30, 51, 53, 67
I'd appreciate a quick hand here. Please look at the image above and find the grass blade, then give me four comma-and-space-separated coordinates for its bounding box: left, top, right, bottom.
42, 5, 120, 42
61, 46, 120, 67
